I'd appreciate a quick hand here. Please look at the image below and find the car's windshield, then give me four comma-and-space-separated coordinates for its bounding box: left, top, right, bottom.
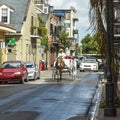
1, 62, 21, 68
82, 59, 96, 63
25, 64, 34, 68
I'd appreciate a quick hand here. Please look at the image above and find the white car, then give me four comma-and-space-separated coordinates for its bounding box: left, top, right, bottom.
24, 62, 40, 80
79, 59, 98, 72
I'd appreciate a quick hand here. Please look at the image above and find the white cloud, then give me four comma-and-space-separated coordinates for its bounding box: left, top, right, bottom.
48, 0, 64, 8
48, 0, 91, 42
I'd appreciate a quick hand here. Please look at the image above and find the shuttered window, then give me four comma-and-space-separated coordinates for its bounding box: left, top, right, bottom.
1, 8, 8, 23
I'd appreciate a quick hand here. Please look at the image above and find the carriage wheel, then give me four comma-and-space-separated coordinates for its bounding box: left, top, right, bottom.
72, 67, 76, 80
72, 73, 75, 80
52, 71, 55, 80
52, 69, 56, 80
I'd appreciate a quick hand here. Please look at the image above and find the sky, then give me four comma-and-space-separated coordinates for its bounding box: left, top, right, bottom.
48, 0, 91, 44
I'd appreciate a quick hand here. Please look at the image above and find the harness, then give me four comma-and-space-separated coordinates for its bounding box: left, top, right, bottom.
55, 57, 65, 69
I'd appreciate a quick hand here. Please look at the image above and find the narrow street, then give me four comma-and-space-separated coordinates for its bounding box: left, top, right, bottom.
0, 70, 103, 120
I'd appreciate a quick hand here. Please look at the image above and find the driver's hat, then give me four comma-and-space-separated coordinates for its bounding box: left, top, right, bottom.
59, 48, 63, 52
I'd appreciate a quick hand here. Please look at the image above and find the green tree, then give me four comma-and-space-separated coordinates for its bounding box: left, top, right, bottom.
58, 32, 71, 51
38, 15, 49, 69
38, 15, 49, 51
89, 0, 107, 58
75, 44, 81, 55
81, 34, 98, 54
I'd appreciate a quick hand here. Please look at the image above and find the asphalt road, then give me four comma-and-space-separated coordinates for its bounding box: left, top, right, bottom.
0, 70, 102, 120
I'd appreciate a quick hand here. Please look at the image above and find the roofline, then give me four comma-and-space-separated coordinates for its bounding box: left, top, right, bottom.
0, 22, 16, 33
53, 9, 71, 12
0, 3, 15, 11
23, 0, 31, 21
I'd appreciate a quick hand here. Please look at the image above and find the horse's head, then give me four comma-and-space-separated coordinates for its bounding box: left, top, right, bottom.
56, 56, 65, 68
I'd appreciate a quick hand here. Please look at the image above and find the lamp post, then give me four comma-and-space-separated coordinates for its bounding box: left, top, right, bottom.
104, 0, 116, 116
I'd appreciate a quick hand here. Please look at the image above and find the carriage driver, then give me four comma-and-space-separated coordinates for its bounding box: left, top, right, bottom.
58, 48, 66, 58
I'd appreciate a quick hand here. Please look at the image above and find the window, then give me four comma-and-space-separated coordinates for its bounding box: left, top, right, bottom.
66, 23, 70, 28
39, 4, 44, 10
1, 8, 8, 23
0, 42, 5, 48
31, 16, 34, 26
50, 24, 53, 35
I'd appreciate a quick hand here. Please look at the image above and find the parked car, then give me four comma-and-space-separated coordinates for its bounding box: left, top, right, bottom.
0, 60, 28, 84
79, 58, 98, 72
24, 62, 40, 80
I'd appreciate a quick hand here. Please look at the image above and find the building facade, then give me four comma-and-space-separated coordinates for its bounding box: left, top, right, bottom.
114, 0, 120, 57
0, 0, 41, 66
53, 7, 79, 56
0, 22, 16, 64
0, 0, 79, 69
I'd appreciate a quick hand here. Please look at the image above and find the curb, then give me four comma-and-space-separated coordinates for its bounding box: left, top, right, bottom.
88, 80, 103, 120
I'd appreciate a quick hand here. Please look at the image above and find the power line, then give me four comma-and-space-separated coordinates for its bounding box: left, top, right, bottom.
61, 0, 72, 8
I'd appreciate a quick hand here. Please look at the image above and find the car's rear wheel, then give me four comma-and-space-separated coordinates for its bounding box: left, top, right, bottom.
37, 72, 40, 79
5, 81, 8, 84
80, 70, 84, 72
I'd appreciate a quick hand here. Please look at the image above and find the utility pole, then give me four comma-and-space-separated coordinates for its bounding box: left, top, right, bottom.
104, 0, 116, 116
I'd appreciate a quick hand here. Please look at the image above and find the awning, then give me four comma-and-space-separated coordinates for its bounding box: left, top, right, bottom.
0, 22, 16, 33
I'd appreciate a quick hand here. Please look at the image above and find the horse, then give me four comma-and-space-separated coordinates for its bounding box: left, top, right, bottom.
54, 56, 65, 81
53, 56, 77, 81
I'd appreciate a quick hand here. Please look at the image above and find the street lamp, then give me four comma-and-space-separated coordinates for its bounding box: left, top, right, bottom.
104, 0, 116, 116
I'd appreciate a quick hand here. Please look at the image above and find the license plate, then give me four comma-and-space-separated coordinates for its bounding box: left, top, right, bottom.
4, 73, 12, 76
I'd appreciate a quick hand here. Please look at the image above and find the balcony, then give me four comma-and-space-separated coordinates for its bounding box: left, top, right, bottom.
52, 36, 59, 45
73, 18, 79, 22
30, 27, 39, 38
57, 21, 65, 26
34, 0, 45, 4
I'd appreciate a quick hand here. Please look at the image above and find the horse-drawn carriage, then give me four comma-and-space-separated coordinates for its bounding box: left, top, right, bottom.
52, 55, 77, 81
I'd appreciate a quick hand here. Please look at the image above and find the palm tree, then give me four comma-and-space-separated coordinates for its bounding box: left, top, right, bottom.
89, 0, 119, 97
89, 0, 107, 57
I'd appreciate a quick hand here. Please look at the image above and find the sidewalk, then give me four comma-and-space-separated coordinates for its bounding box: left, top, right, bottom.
98, 80, 120, 120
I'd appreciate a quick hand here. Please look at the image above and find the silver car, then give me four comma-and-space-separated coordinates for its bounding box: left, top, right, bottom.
24, 62, 40, 80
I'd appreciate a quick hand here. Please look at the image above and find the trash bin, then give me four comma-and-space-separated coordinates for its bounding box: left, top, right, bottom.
39, 60, 44, 71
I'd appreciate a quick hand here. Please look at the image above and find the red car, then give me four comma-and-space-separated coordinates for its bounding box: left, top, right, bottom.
0, 60, 28, 84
